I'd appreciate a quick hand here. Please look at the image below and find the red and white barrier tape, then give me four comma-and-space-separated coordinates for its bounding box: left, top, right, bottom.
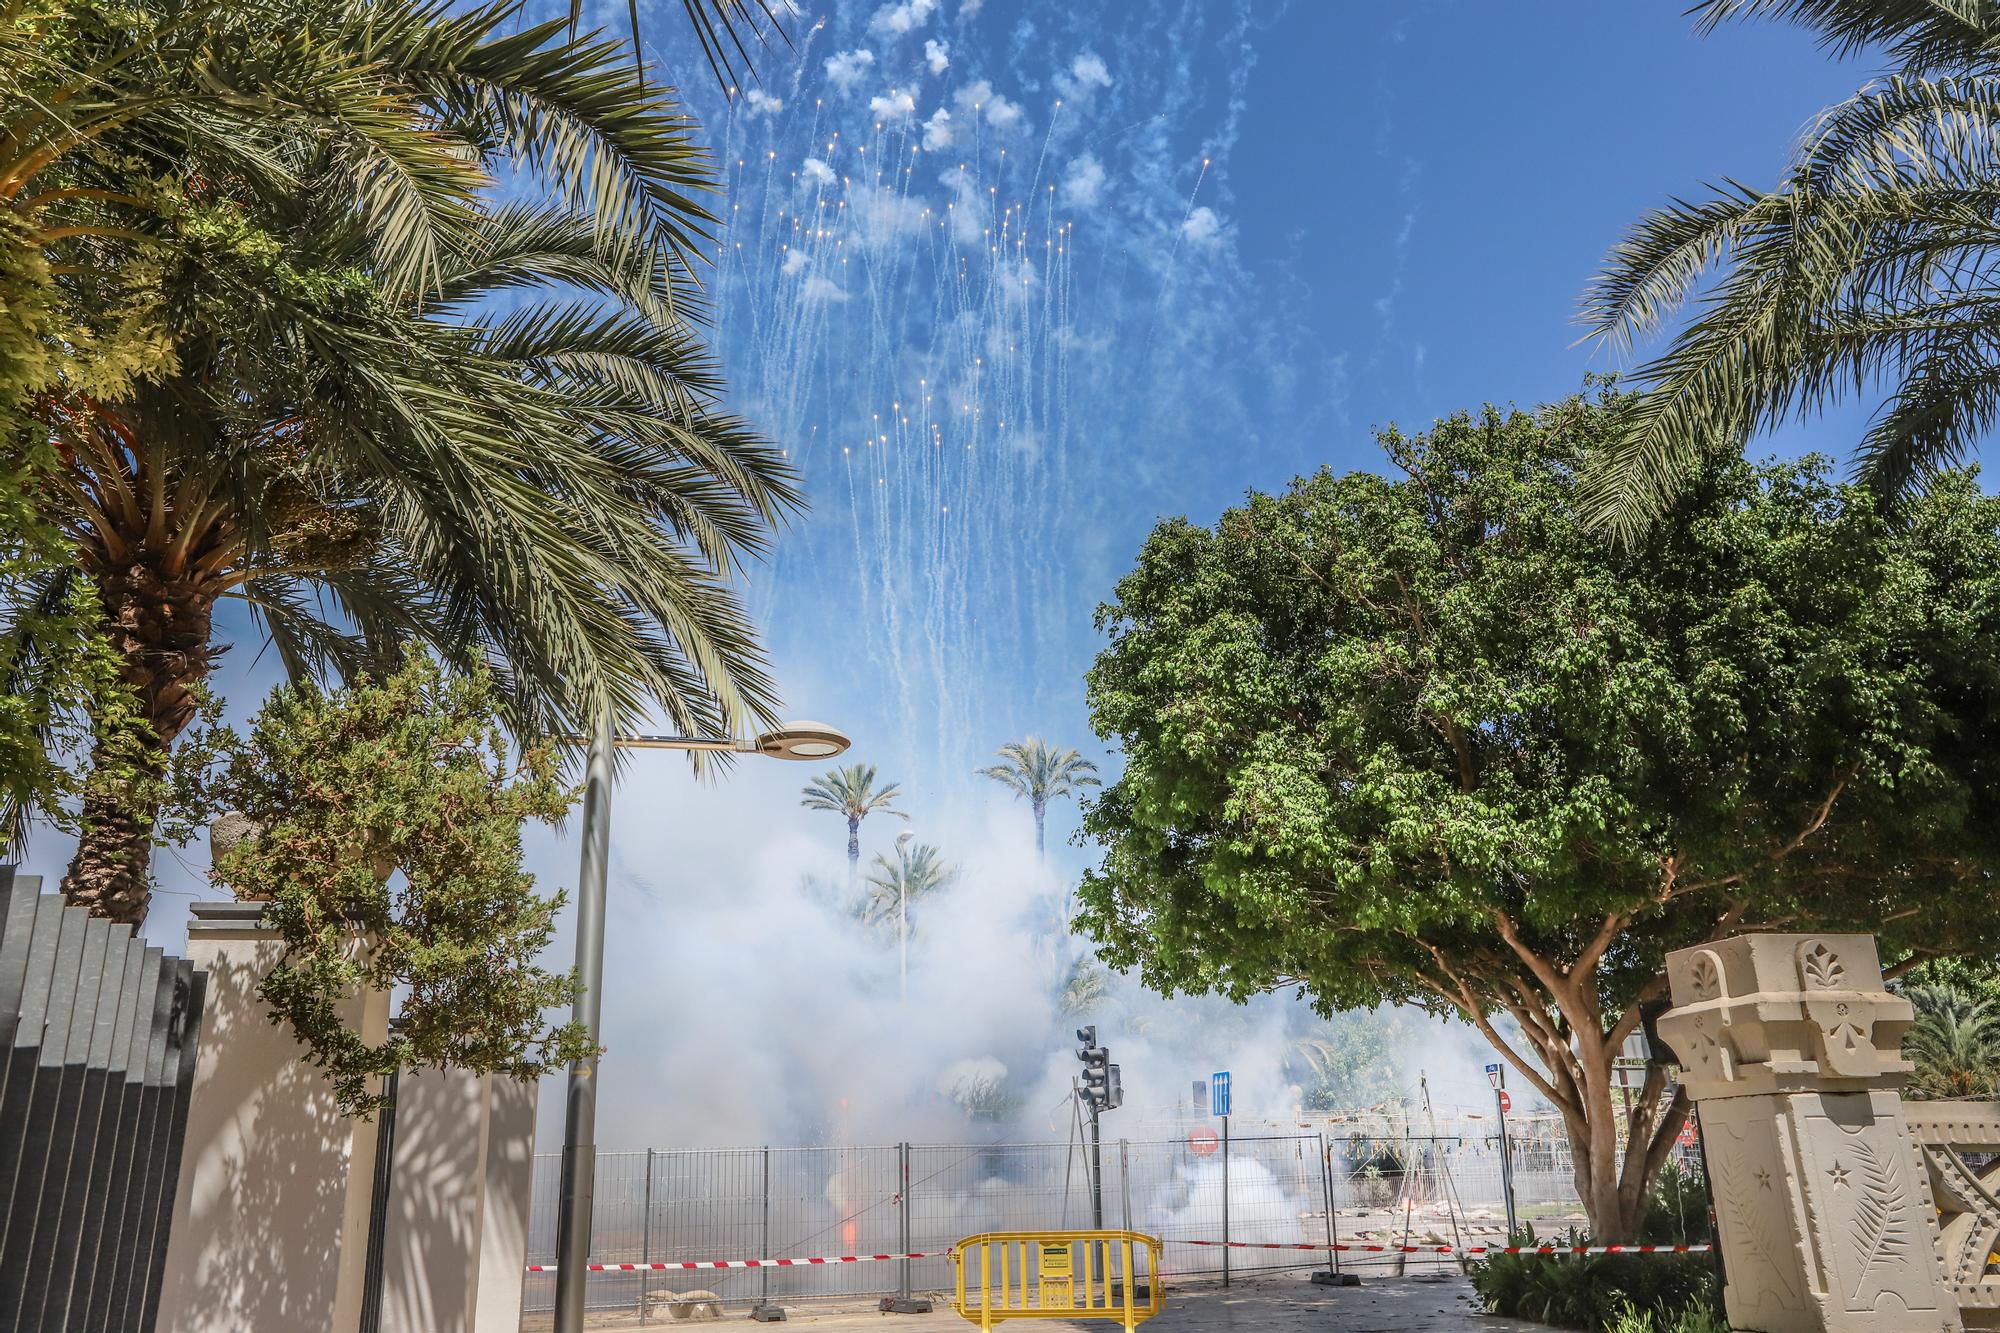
526, 1251, 948, 1275
1182, 1240, 1712, 1257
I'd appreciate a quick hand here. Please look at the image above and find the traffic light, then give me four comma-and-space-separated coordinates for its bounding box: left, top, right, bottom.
1075, 1027, 1119, 1114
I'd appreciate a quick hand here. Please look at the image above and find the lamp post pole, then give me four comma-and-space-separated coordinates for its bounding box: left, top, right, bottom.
550, 718, 851, 1333
553, 708, 615, 1333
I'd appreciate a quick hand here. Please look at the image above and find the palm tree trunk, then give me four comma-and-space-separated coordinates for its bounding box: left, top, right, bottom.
1033, 799, 1046, 858
61, 557, 218, 925
847, 815, 860, 887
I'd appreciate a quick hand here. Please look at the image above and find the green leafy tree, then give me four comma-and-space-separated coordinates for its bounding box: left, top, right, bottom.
10, 0, 800, 923
1904, 984, 2000, 1099
1077, 393, 2000, 1240
1289, 1014, 1406, 1112
205, 656, 589, 1115
979, 737, 1100, 857
1581, 0, 2000, 538
800, 763, 909, 878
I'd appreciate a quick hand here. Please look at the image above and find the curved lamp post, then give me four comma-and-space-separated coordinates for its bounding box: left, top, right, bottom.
553, 718, 851, 1333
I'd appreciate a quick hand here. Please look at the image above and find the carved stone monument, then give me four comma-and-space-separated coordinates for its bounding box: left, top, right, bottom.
1658, 933, 1960, 1333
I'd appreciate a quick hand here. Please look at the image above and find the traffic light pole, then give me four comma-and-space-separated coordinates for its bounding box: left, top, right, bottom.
1089, 1100, 1103, 1228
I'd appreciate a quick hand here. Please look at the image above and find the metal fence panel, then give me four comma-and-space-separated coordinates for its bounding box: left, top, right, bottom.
0, 873, 208, 1333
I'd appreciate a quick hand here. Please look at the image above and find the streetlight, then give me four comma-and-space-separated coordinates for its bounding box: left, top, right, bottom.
553, 717, 851, 1333
895, 829, 915, 1000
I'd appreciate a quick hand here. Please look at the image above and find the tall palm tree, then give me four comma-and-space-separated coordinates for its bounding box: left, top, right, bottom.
978, 737, 1100, 857
861, 835, 953, 998
7, 0, 801, 923
800, 762, 908, 877
1580, 0, 2000, 539
1906, 983, 2000, 1098
857, 839, 955, 931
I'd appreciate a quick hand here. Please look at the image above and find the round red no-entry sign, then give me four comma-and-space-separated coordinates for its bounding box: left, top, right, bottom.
1189, 1127, 1220, 1157
1497, 1090, 1512, 1113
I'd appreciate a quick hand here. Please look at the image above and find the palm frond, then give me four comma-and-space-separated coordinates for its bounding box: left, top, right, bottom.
1690, 0, 2000, 73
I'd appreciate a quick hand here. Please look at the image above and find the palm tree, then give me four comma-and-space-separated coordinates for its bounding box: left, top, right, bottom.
800, 763, 909, 878
1579, 0, 2000, 539
861, 836, 954, 998
858, 839, 955, 930
8, 0, 801, 923
1906, 984, 2000, 1099
978, 737, 1100, 857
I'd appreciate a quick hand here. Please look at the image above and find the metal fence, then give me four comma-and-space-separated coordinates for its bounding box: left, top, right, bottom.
0, 869, 207, 1333
522, 1120, 1596, 1319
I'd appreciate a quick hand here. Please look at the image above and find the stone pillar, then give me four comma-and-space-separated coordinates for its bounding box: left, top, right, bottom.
378, 1066, 536, 1333
1657, 933, 1959, 1333
153, 901, 390, 1333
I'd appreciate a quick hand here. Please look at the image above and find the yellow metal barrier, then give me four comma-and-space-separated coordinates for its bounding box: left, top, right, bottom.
952, 1231, 1163, 1331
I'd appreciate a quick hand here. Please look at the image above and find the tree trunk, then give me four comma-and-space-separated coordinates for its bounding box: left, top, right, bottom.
1033, 799, 1046, 858
61, 558, 218, 925
1555, 1062, 1690, 1243
847, 816, 860, 878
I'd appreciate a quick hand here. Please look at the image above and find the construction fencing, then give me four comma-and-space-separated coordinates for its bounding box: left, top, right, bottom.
521, 1122, 1608, 1319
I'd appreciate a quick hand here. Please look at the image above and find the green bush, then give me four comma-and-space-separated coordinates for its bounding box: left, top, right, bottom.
1471, 1233, 1720, 1331
1606, 1299, 1732, 1333
1470, 1160, 1721, 1333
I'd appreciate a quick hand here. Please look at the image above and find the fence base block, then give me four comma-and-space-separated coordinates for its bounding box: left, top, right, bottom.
880, 1296, 934, 1314
750, 1303, 788, 1321
1311, 1271, 1360, 1287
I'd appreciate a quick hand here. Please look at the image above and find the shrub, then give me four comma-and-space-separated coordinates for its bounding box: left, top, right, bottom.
1471, 1238, 1719, 1331
1470, 1167, 1722, 1333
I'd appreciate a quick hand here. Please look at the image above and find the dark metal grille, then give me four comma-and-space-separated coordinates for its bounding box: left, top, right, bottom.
0, 869, 206, 1333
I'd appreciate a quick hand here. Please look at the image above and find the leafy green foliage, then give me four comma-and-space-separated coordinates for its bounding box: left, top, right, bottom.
205, 657, 589, 1115
1471, 1194, 1721, 1333
11, 0, 804, 921
1583, 0, 2000, 536
1079, 390, 2000, 1237
1472, 1242, 1719, 1332
1904, 983, 2000, 1098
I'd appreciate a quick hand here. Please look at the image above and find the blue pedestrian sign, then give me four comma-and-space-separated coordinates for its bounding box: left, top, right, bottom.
1210, 1071, 1231, 1117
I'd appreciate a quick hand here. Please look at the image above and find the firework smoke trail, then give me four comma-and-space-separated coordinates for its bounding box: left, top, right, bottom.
602, 0, 1280, 797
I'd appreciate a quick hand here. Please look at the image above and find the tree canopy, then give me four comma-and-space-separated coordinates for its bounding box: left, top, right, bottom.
1077, 390, 2000, 1238
206, 656, 588, 1115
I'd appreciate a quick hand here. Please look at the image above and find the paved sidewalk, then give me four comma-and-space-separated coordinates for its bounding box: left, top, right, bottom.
540, 1273, 1546, 1331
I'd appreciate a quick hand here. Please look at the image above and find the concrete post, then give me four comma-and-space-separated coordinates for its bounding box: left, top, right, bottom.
154, 902, 390, 1333
378, 1066, 535, 1333
1656, 933, 1958, 1333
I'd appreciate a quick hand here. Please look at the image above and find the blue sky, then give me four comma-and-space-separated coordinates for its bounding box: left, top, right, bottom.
47, 0, 1919, 1140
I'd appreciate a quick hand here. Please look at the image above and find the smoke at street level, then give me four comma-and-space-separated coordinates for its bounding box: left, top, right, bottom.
527, 749, 1506, 1151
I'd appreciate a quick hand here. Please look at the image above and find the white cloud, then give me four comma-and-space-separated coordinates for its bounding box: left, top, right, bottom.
801, 156, 837, 188
1059, 153, 1105, 209
959, 0, 982, 13
956, 80, 1023, 131
868, 0, 938, 38
1181, 205, 1223, 244
801, 274, 848, 302
781, 248, 808, 275
869, 87, 918, 120
743, 88, 783, 116
1056, 51, 1112, 99
924, 39, 950, 74
921, 107, 954, 151
824, 48, 876, 93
